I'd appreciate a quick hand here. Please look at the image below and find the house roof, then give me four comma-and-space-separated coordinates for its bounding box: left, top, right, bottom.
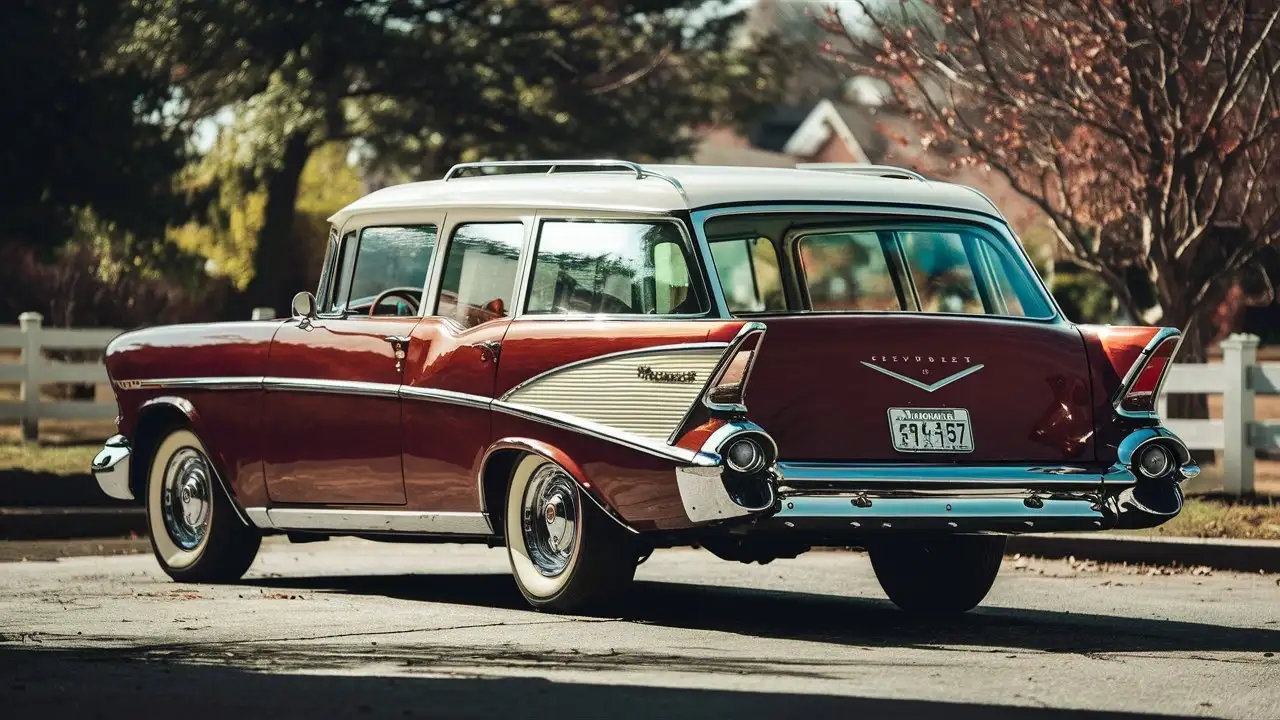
782, 99, 873, 162
329, 163, 1005, 226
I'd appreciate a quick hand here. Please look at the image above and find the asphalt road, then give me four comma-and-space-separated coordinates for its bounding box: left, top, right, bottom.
0, 538, 1277, 720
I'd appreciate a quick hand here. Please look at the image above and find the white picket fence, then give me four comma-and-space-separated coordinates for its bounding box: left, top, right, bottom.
0, 312, 120, 440
1, 314, 1276, 495
1159, 334, 1279, 497
0, 309, 275, 443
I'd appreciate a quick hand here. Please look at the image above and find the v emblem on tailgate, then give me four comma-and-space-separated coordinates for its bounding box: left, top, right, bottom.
860, 362, 985, 393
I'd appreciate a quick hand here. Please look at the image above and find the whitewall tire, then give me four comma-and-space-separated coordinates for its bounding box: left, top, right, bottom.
145, 428, 260, 583
504, 454, 636, 613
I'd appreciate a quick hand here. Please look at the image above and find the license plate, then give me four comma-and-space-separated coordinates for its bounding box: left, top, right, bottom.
888, 408, 974, 453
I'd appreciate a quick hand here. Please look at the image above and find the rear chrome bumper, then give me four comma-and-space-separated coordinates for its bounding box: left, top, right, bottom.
766, 491, 1108, 533
676, 424, 1199, 533
91, 435, 133, 501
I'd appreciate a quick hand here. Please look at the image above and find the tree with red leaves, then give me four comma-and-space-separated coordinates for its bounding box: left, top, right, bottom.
815, 0, 1280, 360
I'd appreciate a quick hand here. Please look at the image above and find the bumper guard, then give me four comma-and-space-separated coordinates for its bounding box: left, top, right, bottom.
91, 435, 133, 501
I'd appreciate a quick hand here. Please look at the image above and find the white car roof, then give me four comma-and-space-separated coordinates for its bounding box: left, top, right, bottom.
329, 163, 1004, 227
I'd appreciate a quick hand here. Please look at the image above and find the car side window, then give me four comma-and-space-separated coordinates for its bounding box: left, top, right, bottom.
341, 225, 438, 316
796, 232, 903, 312
525, 220, 707, 315
709, 237, 786, 313
435, 223, 524, 328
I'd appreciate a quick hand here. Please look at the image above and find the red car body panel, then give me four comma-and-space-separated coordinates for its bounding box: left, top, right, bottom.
401, 317, 509, 512
743, 314, 1098, 463
262, 316, 418, 505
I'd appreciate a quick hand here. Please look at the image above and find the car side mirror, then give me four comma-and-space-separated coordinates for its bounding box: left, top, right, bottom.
291, 291, 318, 320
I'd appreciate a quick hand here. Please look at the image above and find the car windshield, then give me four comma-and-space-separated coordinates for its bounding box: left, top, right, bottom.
705, 214, 1054, 320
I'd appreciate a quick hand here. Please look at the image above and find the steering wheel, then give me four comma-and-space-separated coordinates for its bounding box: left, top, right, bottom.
368, 287, 422, 317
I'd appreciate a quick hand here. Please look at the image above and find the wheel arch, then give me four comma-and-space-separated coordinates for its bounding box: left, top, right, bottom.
478, 438, 636, 538
130, 396, 250, 525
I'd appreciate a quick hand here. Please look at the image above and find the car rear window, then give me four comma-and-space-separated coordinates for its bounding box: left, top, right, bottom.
706, 216, 1053, 320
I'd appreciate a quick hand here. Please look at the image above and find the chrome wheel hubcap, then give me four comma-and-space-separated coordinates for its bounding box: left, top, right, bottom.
161, 448, 212, 551
522, 465, 578, 577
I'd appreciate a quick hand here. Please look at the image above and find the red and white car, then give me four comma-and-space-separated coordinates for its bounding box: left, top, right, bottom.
92, 161, 1196, 614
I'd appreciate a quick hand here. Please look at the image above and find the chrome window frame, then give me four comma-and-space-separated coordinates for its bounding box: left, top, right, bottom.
692, 204, 1063, 324
316, 229, 360, 320
315, 226, 340, 308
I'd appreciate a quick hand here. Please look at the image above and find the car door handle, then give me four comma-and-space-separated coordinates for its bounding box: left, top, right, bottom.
477, 340, 501, 362
384, 336, 410, 371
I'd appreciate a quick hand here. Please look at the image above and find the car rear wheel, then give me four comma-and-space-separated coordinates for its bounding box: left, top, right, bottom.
145, 428, 261, 583
504, 454, 636, 613
869, 534, 1006, 613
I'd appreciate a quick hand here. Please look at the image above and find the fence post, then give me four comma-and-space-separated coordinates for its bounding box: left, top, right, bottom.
251, 307, 276, 321
1221, 333, 1258, 498
18, 311, 43, 443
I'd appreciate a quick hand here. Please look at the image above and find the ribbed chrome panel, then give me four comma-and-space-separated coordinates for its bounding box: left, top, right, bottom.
504, 348, 724, 440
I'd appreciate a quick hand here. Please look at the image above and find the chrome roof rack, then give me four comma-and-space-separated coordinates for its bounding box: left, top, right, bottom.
444, 159, 647, 180
442, 159, 687, 201
795, 163, 928, 182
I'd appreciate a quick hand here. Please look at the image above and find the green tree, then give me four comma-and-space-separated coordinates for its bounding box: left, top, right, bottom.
123, 0, 787, 314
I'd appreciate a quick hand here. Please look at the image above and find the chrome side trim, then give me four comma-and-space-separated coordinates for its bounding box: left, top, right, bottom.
263, 377, 400, 398
399, 385, 492, 410
118, 376, 264, 391
1112, 327, 1183, 419
492, 399, 719, 467
777, 462, 1132, 489
498, 342, 729, 401
91, 435, 133, 501
263, 508, 493, 535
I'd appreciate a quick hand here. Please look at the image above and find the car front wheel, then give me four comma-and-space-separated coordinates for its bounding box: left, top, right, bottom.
504, 454, 636, 613
145, 427, 261, 583
869, 534, 1006, 613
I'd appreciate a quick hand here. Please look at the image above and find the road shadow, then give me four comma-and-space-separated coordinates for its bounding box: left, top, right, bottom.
0, 644, 1198, 720
237, 570, 1280, 656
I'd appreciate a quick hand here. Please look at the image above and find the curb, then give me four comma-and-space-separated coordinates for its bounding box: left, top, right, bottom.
1, 508, 1278, 573
0, 507, 146, 541
0, 471, 131, 508
1006, 533, 1280, 573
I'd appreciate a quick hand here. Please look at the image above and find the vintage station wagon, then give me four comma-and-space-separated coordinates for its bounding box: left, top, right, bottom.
92, 161, 1197, 614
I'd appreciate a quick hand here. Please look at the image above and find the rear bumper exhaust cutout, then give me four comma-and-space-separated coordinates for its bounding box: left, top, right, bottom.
1111, 427, 1198, 529
675, 422, 780, 524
